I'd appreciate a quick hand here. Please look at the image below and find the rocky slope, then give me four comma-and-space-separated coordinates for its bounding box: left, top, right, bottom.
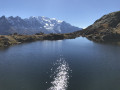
0, 16, 81, 35
81, 11, 120, 42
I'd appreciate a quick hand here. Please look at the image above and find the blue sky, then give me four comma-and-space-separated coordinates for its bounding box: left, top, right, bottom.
0, 0, 120, 28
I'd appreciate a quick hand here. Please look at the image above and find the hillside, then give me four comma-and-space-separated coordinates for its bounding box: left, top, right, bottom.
81, 11, 120, 42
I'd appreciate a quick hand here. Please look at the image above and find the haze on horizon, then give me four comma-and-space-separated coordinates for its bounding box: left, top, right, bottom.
0, 0, 120, 28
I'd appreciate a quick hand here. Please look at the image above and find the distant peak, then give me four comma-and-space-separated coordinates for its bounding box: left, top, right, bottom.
1, 16, 6, 19
29, 16, 36, 18
50, 18, 56, 20
15, 16, 21, 19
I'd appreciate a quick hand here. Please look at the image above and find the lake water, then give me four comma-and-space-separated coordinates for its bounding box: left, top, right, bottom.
0, 37, 120, 90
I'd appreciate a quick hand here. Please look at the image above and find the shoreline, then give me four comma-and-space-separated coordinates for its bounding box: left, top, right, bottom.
0, 33, 80, 47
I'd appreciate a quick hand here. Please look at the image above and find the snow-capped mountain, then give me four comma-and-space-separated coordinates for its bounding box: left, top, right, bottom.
0, 16, 82, 35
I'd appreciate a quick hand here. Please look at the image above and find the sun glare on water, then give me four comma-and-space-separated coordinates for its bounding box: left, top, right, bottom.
48, 58, 70, 90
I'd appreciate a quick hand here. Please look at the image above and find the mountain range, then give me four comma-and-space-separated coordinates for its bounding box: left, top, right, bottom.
0, 16, 81, 35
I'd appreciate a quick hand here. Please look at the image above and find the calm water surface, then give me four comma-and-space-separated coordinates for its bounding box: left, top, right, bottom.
0, 37, 120, 90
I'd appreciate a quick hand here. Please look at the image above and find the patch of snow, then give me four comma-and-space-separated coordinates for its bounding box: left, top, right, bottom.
51, 18, 56, 20
57, 20, 63, 23
45, 23, 49, 26
57, 26, 61, 32
50, 24, 54, 27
